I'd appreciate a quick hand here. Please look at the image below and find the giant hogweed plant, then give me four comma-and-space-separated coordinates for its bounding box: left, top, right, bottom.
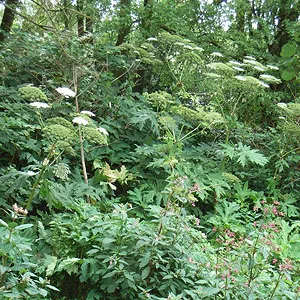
0, 85, 109, 211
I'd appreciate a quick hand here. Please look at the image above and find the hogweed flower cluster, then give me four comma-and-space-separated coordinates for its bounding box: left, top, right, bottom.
30, 102, 50, 109
56, 87, 76, 98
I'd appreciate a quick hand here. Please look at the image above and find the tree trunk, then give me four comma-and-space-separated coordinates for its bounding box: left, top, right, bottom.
0, 0, 19, 42
140, 0, 153, 38
63, 0, 70, 30
115, 0, 132, 46
77, 0, 84, 37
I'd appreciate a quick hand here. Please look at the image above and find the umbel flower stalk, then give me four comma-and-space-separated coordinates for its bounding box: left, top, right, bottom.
73, 66, 89, 190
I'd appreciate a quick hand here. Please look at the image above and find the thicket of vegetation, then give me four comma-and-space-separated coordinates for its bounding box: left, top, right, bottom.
0, 0, 299, 299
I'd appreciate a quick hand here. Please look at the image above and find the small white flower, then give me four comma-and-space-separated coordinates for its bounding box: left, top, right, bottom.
235, 75, 246, 81
183, 45, 193, 50
277, 103, 287, 109
254, 66, 266, 72
259, 81, 270, 88
174, 42, 184, 46
97, 127, 109, 135
194, 46, 204, 51
244, 55, 256, 60
259, 74, 281, 83
81, 110, 95, 117
210, 52, 223, 57
73, 116, 89, 126
147, 37, 158, 42
267, 64, 279, 70
232, 66, 244, 72
229, 60, 244, 66
56, 87, 76, 98
30, 102, 50, 109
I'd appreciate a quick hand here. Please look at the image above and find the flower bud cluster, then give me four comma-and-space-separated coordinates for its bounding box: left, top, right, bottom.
12, 203, 28, 215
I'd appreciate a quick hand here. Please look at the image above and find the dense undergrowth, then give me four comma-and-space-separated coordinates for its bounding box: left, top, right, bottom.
0, 25, 300, 300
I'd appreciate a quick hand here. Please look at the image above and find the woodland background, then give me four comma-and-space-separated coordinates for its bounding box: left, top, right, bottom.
0, 0, 299, 299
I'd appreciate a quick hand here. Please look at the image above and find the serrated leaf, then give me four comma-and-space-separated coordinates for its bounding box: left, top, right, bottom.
57, 258, 81, 275
44, 255, 57, 276
15, 224, 33, 230
236, 142, 268, 166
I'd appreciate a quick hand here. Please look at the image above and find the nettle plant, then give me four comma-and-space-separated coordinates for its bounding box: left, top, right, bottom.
0, 204, 58, 299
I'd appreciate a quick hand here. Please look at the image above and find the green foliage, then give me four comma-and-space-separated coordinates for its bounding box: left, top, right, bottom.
0, 2, 299, 298
18, 86, 48, 103
170, 105, 224, 127
280, 24, 300, 82
221, 142, 269, 167
0, 212, 58, 299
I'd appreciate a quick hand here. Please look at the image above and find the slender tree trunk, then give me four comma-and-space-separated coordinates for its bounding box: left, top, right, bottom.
63, 0, 69, 30
141, 0, 153, 38
116, 0, 132, 46
77, 0, 84, 37
0, 0, 19, 42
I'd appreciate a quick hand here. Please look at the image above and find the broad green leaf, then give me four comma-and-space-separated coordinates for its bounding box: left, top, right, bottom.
141, 266, 151, 280
281, 69, 296, 81
103, 270, 117, 278
280, 43, 297, 58
102, 237, 116, 246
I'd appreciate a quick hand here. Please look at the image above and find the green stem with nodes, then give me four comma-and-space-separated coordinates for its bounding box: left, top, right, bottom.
24, 144, 56, 218
246, 231, 261, 296
269, 273, 283, 299
73, 66, 89, 193
78, 125, 88, 185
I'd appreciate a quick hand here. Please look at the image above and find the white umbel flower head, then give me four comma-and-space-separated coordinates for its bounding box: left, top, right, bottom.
235, 75, 246, 81
81, 110, 96, 117
183, 45, 194, 50
259, 81, 270, 88
277, 103, 287, 109
232, 66, 244, 72
267, 64, 279, 70
210, 52, 223, 57
244, 55, 256, 60
147, 37, 158, 42
97, 127, 109, 136
30, 102, 50, 109
73, 116, 89, 126
56, 87, 76, 98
